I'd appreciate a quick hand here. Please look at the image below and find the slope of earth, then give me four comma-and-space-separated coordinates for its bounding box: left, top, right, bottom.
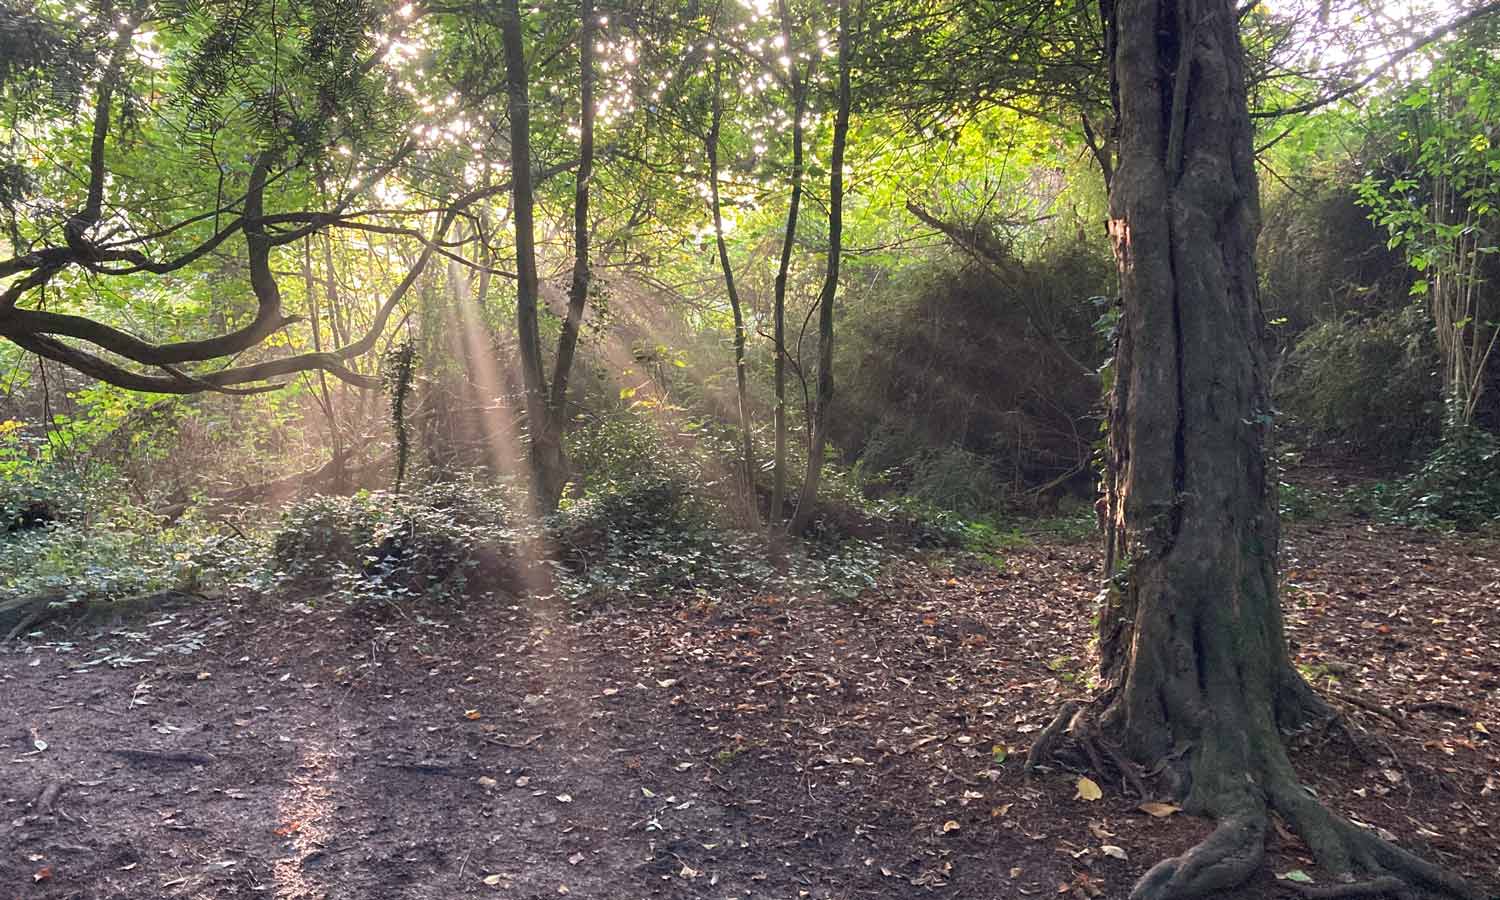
2, 520, 1497, 900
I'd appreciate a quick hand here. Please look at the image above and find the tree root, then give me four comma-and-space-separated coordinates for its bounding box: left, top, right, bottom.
1131, 812, 1265, 900
1124, 765, 1483, 900
1024, 701, 1148, 798
1025, 702, 1483, 900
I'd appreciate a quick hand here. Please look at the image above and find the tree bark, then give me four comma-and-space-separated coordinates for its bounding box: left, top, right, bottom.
549, 0, 596, 441
1081, 1, 1480, 898
789, 0, 851, 534
770, 0, 807, 527
501, 0, 566, 510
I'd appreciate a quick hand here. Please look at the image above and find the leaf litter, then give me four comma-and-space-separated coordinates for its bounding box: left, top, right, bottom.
0, 519, 1496, 898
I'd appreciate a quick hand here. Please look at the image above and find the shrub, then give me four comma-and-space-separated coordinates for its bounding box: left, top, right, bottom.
1275, 305, 1439, 464
831, 247, 1108, 505
272, 482, 531, 601
0, 521, 238, 609
1356, 425, 1500, 530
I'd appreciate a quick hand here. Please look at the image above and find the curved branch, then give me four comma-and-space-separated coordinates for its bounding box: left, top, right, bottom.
1252, 2, 1500, 118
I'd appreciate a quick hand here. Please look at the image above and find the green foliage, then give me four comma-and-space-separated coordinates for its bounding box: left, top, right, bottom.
0, 523, 211, 608
833, 246, 1108, 507
1275, 306, 1439, 463
1355, 425, 1500, 530
383, 341, 419, 493
272, 478, 531, 602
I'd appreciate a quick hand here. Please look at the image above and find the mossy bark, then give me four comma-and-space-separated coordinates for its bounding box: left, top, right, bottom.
1093, 1, 1478, 897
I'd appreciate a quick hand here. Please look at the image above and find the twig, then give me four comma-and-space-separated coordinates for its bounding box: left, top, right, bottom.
1286, 875, 1414, 899
107, 748, 218, 766
4, 609, 43, 642
34, 781, 63, 815
1404, 700, 1472, 719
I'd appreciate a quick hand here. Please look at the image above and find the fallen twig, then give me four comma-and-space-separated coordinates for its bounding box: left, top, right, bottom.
1287, 875, 1414, 899
107, 748, 218, 767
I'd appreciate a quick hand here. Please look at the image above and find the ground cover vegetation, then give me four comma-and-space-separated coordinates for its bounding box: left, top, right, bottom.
3, 0, 1500, 898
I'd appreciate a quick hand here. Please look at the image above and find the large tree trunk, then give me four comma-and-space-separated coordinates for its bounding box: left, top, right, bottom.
1078, 1, 1480, 898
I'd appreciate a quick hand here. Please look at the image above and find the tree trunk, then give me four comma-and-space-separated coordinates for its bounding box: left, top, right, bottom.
501, 0, 565, 511
549, 0, 596, 445
770, 0, 807, 527
707, 57, 757, 524
1081, 1, 1479, 898
790, 0, 851, 535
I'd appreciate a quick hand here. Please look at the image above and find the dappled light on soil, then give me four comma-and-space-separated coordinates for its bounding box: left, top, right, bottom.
3, 521, 1497, 898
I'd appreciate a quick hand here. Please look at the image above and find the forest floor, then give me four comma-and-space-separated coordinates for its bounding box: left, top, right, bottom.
3, 516, 1499, 900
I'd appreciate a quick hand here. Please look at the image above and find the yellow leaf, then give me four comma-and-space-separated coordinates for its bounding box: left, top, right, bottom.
941, 820, 961, 833
1075, 777, 1103, 802
482, 874, 502, 886
1137, 801, 1181, 817
1475, 722, 1490, 735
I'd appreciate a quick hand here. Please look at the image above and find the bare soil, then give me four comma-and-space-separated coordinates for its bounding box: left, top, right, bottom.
3, 520, 1498, 899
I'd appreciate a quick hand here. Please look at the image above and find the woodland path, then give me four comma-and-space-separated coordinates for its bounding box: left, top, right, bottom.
3, 521, 1497, 899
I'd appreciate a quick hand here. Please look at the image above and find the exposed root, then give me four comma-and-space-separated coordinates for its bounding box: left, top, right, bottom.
1333, 691, 1407, 729
1023, 700, 1081, 773
1130, 812, 1265, 900
1266, 769, 1482, 900
1024, 701, 1483, 900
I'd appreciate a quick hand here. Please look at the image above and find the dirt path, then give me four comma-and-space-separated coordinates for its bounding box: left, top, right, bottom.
3, 521, 1497, 899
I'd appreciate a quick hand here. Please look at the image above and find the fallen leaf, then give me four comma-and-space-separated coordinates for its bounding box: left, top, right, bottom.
33, 738, 47, 752
1137, 801, 1180, 817
1475, 722, 1490, 735
568, 852, 584, 865
515, 776, 531, 787
992, 803, 1013, 818
1074, 777, 1103, 802
942, 819, 961, 833
33, 866, 52, 882
482, 874, 503, 886
464, 709, 482, 720
477, 776, 498, 789
992, 744, 1009, 764
1276, 870, 1314, 884
1100, 845, 1128, 860
273, 821, 301, 837
555, 793, 573, 803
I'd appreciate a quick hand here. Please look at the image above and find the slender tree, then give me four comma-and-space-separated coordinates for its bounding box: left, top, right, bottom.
706, 53, 758, 522
499, 0, 597, 511
769, 0, 808, 525
789, 0, 851, 534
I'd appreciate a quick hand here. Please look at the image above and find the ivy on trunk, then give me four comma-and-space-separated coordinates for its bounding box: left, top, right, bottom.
1033, 1, 1484, 898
